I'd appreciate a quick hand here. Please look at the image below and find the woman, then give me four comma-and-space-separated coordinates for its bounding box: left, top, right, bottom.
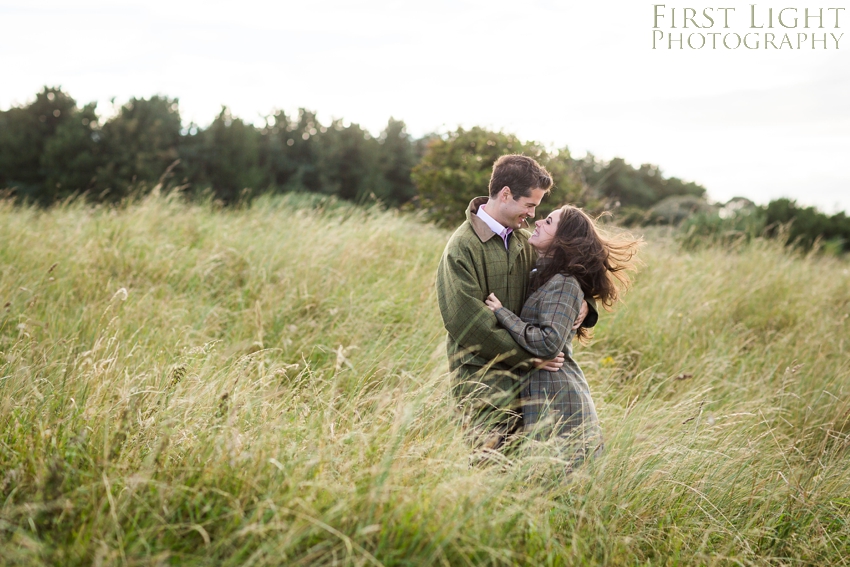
484, 205, 640, 463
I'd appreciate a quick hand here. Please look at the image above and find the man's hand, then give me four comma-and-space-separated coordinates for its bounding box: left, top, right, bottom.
484, 293, 503, 312
572, 300, 589, 330
533, 352, 565, 372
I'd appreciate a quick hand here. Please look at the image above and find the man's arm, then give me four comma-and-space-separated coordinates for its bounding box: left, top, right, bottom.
436, 245, 536, 370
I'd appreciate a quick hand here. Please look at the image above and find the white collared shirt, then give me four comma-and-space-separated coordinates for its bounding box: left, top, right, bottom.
476, 204, 512, 250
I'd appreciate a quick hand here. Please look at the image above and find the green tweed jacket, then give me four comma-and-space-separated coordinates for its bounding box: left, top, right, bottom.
436, 197, 539, 380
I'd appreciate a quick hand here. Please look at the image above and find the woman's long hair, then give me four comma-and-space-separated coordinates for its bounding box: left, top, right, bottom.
531, 205, 642, 340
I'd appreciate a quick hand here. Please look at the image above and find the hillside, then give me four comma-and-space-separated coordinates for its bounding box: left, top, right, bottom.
1, 194, 849, 565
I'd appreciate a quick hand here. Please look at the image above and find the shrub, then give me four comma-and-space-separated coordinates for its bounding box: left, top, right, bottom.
411, 127, 588, 228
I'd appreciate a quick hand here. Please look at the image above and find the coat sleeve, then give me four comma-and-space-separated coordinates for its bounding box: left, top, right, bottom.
436, 241, 536, 369
493, 275, 583, 359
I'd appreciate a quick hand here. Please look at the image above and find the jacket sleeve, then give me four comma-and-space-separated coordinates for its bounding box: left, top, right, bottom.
436, 242, 536, 369
493, 275, 582, 359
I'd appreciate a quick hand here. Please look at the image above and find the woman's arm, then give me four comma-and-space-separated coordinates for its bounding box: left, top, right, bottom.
487, 275, 583, 360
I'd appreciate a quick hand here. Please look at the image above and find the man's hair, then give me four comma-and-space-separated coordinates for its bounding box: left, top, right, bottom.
488, 154, 554, 199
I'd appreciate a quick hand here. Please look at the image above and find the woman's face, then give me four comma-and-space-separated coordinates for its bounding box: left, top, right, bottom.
529, 208, 562, 253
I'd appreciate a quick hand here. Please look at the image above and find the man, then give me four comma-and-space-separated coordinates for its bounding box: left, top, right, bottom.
435, 154, 596, 451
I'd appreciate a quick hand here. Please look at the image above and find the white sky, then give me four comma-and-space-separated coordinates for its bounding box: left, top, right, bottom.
2, 0, 849, 211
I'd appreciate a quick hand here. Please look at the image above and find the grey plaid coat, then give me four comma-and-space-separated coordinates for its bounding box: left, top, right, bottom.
494, 273, 603, 456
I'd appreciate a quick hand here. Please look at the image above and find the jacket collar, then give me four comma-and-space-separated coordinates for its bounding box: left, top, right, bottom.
465, 196, 497, 243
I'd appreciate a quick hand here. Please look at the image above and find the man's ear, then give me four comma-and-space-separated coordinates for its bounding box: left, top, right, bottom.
499, 186, 511, 202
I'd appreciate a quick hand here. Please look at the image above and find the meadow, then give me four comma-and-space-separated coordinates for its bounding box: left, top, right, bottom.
1, 193, 849, 566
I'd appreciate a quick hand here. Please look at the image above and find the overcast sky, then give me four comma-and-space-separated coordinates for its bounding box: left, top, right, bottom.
3, 0, 849, 211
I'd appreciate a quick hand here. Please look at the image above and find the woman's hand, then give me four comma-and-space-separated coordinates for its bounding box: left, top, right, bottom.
533, 352, 565, 372
484, 293, 502, 312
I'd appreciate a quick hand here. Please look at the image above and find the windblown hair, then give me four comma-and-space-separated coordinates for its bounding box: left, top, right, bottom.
531, 205, 642, 340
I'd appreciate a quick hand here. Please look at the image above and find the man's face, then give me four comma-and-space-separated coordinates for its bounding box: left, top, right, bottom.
496, 186, 547, 230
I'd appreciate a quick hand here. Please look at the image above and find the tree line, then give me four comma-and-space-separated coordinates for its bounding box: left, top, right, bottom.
2, 86, 847, 252
0, 87, 707, 212
0, 87, 421, 207
681, 197, 850, 254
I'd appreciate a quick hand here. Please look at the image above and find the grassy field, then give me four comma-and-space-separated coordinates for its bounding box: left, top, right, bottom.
1, 193, 849, 566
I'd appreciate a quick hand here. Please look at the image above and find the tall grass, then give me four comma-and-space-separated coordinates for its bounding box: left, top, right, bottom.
1, 194, 848, 566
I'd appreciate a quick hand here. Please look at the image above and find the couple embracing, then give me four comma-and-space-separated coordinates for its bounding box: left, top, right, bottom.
436, 154, 640, 466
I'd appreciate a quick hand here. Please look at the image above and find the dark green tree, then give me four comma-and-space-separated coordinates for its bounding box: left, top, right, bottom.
280, 109, 324, 193
579, 155, 706, 210
95, 95, 182, 199
764, 198, 850, 252
0, 86, 78, 201
318, 120, 382, 202
190, 107, 263, 202
257, 110, 298, 192
41, 103, 102, 202
375, 118, 417, 206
